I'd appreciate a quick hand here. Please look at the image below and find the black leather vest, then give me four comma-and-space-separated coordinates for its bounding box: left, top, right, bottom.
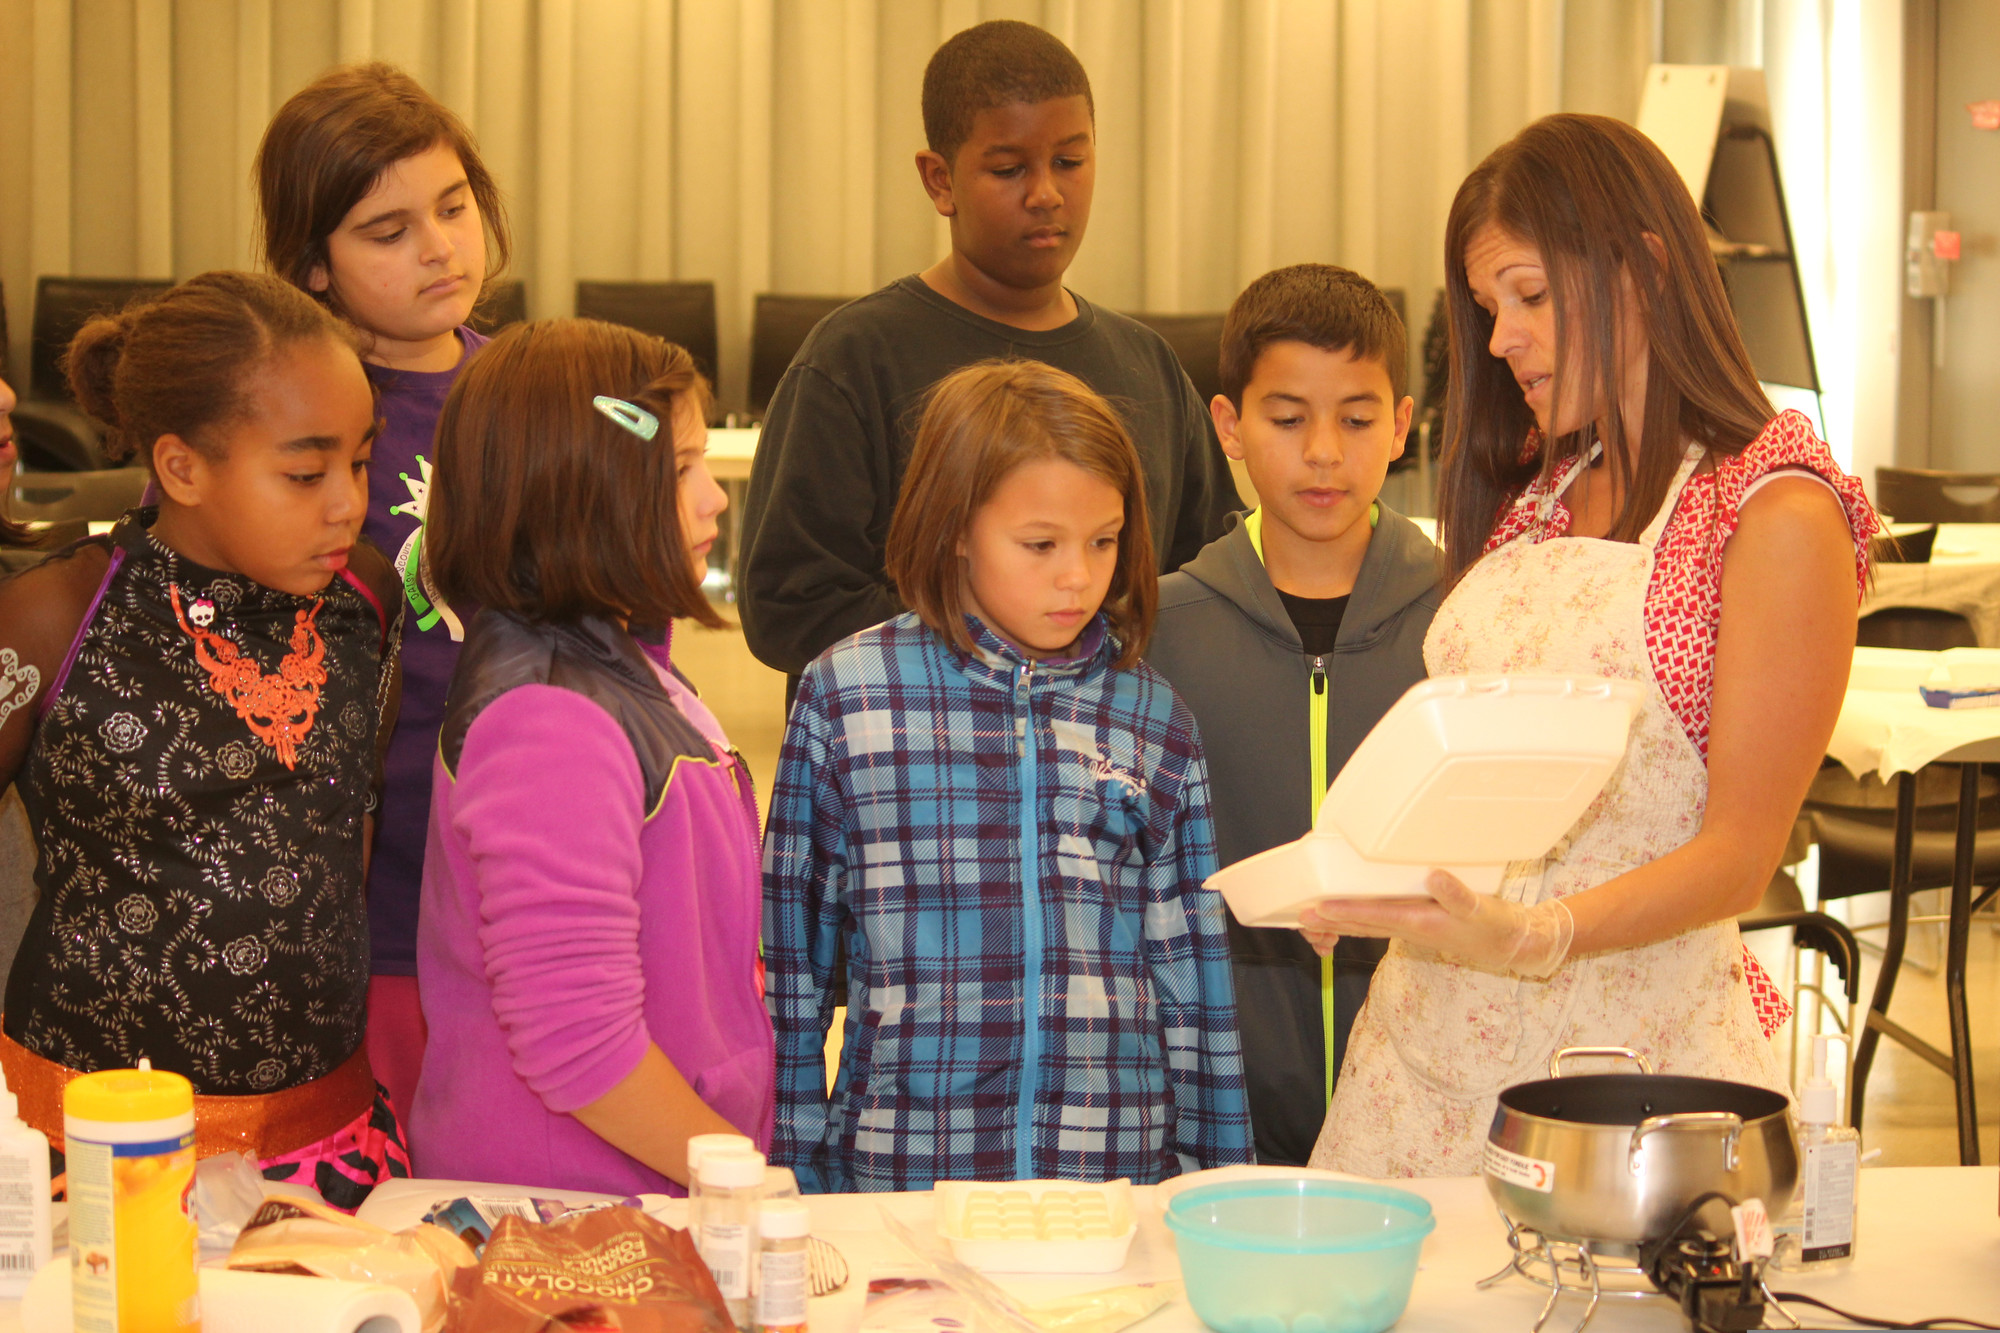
439, 611, 712, 811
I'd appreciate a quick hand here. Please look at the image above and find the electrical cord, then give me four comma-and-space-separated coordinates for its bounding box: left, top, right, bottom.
1637, 1192, 1999, 1332
1764, 1292, 2000, 1331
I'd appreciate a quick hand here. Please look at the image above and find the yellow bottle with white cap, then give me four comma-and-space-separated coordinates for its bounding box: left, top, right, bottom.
63, 1060, 200, 1332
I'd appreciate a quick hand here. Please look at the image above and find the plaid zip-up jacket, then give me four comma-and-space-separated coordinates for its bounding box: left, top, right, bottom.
763, 612, 1251, 1192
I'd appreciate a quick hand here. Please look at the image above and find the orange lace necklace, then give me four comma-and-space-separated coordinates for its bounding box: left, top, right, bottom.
170, 584, 327, 770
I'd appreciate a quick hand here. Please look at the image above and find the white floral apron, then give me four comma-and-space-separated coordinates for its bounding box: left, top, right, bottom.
1310, 445, 1788, 1178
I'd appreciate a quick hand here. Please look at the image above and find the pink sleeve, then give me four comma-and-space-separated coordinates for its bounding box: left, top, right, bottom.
453, 686, 652, 1113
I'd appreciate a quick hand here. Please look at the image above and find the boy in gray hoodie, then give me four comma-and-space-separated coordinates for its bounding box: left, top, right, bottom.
1148, 265, 1439, 1165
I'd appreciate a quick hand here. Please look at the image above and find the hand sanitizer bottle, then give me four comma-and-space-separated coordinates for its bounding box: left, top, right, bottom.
1773, 1034, 1859, 1271
0, 1066, 51, 1295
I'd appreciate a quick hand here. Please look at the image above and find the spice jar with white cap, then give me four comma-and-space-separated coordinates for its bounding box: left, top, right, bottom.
697, 1148, 766, 1329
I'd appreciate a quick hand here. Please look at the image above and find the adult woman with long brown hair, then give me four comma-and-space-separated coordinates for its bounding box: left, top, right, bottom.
1301, 114, 1877, 1176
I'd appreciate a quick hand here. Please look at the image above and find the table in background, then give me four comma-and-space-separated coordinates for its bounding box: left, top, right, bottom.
1864, 522, 2000, 645
707, 426, 759, 598
1829, 649, 2000, 1164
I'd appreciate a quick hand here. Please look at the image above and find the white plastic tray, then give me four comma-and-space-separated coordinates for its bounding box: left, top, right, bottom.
1208, 829, 1505, 924
1325, 674, 1642, 864
932, 1179, 1136, 1274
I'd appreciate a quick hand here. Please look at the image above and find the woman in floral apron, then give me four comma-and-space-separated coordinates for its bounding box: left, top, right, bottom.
1305, 114, 1878, 1177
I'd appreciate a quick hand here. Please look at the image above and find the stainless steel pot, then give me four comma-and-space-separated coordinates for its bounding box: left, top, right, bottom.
1484, 1046, 1797, 1246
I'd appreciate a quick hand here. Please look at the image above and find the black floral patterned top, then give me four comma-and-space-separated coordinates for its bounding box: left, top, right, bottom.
0, 513, 399, 1094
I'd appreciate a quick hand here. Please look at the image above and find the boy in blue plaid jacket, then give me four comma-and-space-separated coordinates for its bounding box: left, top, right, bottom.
763, 360, 1252, 1192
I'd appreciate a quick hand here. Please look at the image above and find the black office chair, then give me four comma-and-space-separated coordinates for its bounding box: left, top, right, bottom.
1857, 604, 1978, 652
748, 294, 851, 419
1740, 876, 1864, 1117
1381, 286, 1406, 329
9, 468, 150, 525
15, 276, 173, 471
1128, 311, 1225, 408
1398, 289, 1449, 478
468, 278, 528, 336
1876, 467, 2000, 525
575, 281, 720, 395
1873, 524, 1937, 565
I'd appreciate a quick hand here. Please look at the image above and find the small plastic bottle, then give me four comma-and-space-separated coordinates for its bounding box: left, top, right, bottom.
686, 1132, 755, 1235
1773, 1035, 1860, 1271
697, 1148, 766, 1329
0, 1066, 49, 1297
755, 1198, 811, 1333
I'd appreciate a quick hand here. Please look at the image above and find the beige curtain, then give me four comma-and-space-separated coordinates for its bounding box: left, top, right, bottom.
4, 0, 1782, 419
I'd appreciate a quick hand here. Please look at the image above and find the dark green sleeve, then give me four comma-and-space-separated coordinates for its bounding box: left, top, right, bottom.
1168, 371, 1244, 573
739, 363, 903, 676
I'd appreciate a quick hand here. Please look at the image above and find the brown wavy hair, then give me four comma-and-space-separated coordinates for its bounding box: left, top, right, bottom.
1436, 113, 1774, 587
886, 359, 1155, 666
427, 319, 721, 629
256, 62, 511, 325
64, 271, 362, 471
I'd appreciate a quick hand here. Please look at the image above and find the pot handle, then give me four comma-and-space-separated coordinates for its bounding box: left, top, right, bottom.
1548, 1046, 1655, 1079
1628, 1111, 1744, 1174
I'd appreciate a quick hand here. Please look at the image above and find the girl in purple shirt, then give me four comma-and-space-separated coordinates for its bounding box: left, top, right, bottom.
255, 62, 515, 1122
409, 320, 772, 1195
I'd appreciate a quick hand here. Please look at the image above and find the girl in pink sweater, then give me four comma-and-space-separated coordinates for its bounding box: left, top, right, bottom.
408, 320, 772, 1194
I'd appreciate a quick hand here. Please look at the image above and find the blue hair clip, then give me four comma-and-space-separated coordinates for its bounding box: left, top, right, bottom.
592, 394, 660, 441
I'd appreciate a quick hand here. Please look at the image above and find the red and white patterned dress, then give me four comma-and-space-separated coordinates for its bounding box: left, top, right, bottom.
1311, 411, 1877, 1178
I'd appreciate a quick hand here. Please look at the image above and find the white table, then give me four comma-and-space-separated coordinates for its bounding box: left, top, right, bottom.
9, 1170, 1992, 1331
708, 425, 759, 483
1863, 522, 2000, 645
368, 1172, 2000, 1332
1828, 648, 2000, 1164
706, 426, 760, 597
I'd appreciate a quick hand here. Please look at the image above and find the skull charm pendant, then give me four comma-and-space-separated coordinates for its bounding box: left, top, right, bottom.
189, 598, 216, 629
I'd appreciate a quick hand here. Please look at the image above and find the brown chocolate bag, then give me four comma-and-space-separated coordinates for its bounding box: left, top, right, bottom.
448, 1205, 737, 1333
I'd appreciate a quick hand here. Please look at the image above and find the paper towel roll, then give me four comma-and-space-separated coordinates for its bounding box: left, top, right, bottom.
23, 1257, 421, 1333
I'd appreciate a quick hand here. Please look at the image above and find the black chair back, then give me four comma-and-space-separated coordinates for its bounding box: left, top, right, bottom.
1381, 286, 1406, 329
9, 467, 150, 524
1128, 311, 1225, 408
31, 277, 174, 403
1856, 606, 1978, 652
469, 279, 528, 336
749, 294, 851, 418
575, 281, 719, 390
1876, 466, 2000, 525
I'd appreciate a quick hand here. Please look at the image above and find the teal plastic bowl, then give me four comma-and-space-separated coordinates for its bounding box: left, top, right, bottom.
1164, 1180, 1435, 1333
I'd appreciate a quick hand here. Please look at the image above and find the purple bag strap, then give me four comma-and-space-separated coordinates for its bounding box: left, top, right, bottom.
40, 545, 127, 718
338, 566, 389, 648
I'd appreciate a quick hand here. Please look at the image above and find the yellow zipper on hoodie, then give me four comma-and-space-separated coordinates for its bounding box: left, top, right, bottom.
1246, 503, 1375, 1110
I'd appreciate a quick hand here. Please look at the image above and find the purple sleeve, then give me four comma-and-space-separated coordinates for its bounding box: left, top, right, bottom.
453, 685, 651, 1113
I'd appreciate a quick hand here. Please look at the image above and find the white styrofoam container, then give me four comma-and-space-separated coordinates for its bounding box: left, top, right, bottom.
932, 1179, 1137, 1274
1325, 675, 1643, 864
1207, 829, 1506, 925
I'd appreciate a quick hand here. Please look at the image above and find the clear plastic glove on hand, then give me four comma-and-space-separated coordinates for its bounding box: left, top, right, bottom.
1299, 870, 1575, 979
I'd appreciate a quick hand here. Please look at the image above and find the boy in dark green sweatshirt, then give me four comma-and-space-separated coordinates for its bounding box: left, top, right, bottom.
1147, 265, 1440, 1165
